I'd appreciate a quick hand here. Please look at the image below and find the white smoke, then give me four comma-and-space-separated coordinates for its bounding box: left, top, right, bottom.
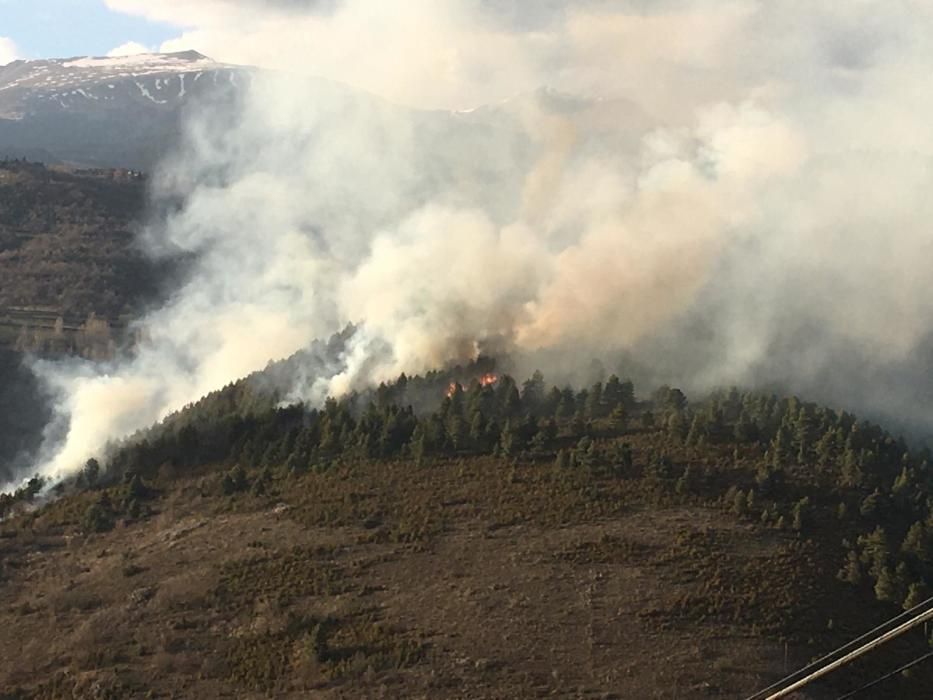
22, 0, 933, 482
0, 37, 19, 67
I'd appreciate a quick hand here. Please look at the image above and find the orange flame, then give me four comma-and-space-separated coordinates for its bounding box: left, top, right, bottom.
445, 373, 498, 398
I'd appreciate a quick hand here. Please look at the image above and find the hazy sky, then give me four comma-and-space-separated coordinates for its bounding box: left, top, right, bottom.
1, 1, 766, 111
0, 0, 177, 61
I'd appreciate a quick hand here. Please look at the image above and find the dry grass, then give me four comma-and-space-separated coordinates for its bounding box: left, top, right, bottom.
0, 436, 916, 697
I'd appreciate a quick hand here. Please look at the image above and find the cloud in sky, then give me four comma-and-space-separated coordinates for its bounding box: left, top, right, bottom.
0, 37, 19, 66
107, 40, 152, 57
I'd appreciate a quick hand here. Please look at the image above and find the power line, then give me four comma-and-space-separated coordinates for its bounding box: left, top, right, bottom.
760, 605, 933, 700
835, 649, 933, 700
744, 595, 933, 700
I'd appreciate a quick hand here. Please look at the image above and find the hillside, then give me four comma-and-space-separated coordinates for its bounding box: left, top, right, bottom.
0, 52, 247, 169
2, 358, 931, 698
0, 160, 174, 484
0, 160, 172, 350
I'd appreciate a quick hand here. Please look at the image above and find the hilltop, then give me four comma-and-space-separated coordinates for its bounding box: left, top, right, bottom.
1, 356, 931, 698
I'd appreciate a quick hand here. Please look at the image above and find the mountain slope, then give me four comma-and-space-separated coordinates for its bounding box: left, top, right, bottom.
2, 359, 932, 697
0, 52, 250, 169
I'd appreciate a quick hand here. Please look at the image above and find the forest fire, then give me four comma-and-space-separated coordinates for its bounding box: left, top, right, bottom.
446, 373, 498, 398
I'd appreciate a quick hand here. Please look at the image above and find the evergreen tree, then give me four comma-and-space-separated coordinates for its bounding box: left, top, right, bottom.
734, 410, 759, 443
573, 436, 595, 469
873, 565, 901, 604
903, 581, 932, 610
83, 458, 101, 488
770, 426, 794, 468
675, 466, 696, 496
791, 497, 810, 533
500, 419, 519, 457
555, 449, 571, 470
586, 382, 604, 419
666, 410, 688, 444
901, 521, 932, 567
409, 426, 427, 466
556, 388, 576, 421
840, 448, 864, 488
794, 406, 817, 465
838, 549, 862, 585
521, 370, 546, 412
858, 526, 890, 580
685, 415, 705, 446
604, 404, 624, 432
602, 375, 625, 412
469, 412, 487, 451
732, 489, 748, 517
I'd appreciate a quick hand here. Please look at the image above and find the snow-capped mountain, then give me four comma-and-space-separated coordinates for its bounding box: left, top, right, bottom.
0, 51, 652, 180
0, 51, 251, 169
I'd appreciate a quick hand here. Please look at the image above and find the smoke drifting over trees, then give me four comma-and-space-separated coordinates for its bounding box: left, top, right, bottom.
22, 1, 933, 483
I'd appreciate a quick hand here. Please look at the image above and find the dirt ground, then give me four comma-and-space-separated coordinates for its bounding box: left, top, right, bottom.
0, 458, 825, 698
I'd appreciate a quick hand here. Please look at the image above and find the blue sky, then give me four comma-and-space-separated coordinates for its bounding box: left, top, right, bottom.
0, 0, 176, 59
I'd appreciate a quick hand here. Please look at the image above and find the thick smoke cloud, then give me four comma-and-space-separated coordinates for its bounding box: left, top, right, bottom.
107, 0, 753, 113
16, 0, 933, 486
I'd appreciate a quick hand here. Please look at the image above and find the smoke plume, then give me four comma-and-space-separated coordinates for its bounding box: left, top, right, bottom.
20, 0, 933, 483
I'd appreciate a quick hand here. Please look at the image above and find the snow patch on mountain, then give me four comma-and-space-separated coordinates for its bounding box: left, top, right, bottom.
0, 51, 250, 121
62, 52, 215, 73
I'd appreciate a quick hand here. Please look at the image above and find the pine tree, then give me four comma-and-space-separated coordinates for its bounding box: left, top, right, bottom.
858, 526, 890, 580
770, 426, 793, 468
83, 458, 101, 488
500, 419, 518, 458
666, 410, 688, 444
529, 431, 549, 458
815, 428, 841, 467
685, 415, 705, 446
734, 410, 759, 443
675, 466, 696, 496
792, 497, 810, 533
555, 449, 571, 470
860, 489, 883, 519
732, 489, 748, 517
521, 370, 546, 412
603, 375, 625, 412
469, 412, 486, 451
794, 406, 817, 465
873, 565, 900, 604
409, 427, 427, 466
838, 549, 862, 585
556, 388, 576, 421
903, 581, 932, 610
574, 436, 595, 469
586, 382, 604, 419
840, 448, 864, 488
641, 411, 655, 430
901, 521, 932, 567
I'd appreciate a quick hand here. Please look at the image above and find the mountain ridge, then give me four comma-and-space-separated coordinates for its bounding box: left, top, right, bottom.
0, 51, 251, 169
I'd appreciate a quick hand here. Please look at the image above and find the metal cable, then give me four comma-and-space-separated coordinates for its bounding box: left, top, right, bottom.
744, 595, 933, 700
835, 649, 933, 700
761, 606, 933, 699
